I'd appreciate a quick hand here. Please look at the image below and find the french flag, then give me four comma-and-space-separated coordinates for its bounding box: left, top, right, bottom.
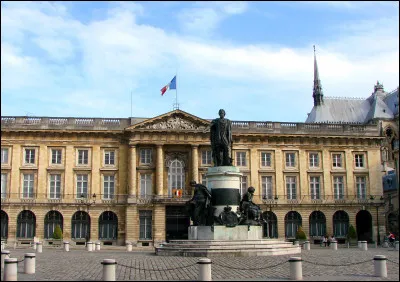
160, 76, 176, 96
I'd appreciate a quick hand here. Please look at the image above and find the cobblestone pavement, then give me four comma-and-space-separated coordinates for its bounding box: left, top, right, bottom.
1, 245, 399, 281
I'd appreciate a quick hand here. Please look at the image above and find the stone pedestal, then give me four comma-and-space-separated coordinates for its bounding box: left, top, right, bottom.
189, 226, 262, 240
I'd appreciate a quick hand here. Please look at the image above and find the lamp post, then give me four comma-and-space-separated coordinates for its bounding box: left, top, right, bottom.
371, 195, 385, 246
80, 193, 96, 242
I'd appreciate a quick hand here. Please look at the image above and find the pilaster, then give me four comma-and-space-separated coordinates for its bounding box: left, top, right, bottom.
156, 145, 164, 196
128, 145, 137, 196
191, 145, 199, 183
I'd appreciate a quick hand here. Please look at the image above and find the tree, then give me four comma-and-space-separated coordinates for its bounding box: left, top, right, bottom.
296, 226, 307, 240
53, 225, 63, 240
347, 224, 357, 240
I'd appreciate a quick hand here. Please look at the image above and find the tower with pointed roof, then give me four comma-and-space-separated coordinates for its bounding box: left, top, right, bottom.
312, 45, 324, 106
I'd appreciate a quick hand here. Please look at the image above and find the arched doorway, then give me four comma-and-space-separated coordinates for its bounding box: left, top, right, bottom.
356, 210, 372, 242
309, 211, 326, 237
17, 210, 36, 238
98, 211, 118, 240
1, 210, 8, 239
333, 210, 349, 238
285, 211, 302, 239
262, 211, 278, 238
71, 211, 90, 240
44, 211, 63, 239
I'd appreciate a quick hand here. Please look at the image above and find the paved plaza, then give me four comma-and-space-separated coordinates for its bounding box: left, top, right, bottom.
1, 245, 399, 281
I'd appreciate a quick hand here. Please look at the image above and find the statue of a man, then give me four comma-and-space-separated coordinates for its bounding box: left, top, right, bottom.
210, 109, 232, 166
186, 181, 212, 226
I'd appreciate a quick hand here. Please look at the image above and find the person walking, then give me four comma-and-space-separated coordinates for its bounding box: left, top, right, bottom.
323, 236, 327, 247
327, 235, 332, 247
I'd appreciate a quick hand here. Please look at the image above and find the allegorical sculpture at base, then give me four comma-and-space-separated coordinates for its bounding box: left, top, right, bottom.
186, 181, 214, 226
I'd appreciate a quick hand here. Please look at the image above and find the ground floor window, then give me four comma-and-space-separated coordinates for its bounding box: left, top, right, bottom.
1, 210, 8, 239
309, 211, 326, 237
17, 210, 36, 238
333, 210, 349, 237
99, 211, 118, 240
285, 211, 302, 238
139, 210, 152, 240
44, 210, 63, 239
263, 211, 278, 238
71, 211, 90, 240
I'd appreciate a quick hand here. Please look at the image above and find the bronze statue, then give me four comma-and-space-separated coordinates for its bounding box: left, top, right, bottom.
239, 186, 262, 225
210, 109, 232, 166
186, 181, 213, 226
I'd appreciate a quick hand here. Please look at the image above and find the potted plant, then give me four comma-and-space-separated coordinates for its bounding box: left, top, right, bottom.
295, 226, 307, 246
346, 224, 357, 246
51, 225, 63, 247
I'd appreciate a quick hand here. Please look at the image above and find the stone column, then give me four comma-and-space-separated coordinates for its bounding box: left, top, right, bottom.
192, 145, 199, 183
156, 145, 164, 196
128, 145, 137, 197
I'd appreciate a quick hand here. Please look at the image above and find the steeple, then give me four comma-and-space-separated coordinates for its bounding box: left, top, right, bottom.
313, 45, 324, 106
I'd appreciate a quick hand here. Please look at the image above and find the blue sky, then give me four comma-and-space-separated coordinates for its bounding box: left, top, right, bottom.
1, 1, 399, 122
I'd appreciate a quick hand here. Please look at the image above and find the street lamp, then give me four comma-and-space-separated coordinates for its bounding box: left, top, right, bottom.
370, 195, 385, 245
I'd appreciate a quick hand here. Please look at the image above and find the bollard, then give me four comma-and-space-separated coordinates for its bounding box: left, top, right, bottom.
63, 241, 70, 252
32, 242, 36, 250
395, 241, 399, 251
360, 241, 368, 251
289, 257, 302, 280
197, 258, 212, 281
36, 242, 43, 253
86, 242, 93, 252
101, 259, 116, 281
1, 241, 4, 250
24, 253, 36, 274
330, 241, 337, 251
373, 255, 387, 278
126, 242, 132, 252
3, 258, 18, 281
303, 241, 310, 251
375, 242, 378, 248
95, 242, 101, 251
1, 250, 10, 269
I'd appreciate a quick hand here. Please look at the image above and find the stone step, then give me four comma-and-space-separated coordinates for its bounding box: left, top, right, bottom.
160, 243, 295, 249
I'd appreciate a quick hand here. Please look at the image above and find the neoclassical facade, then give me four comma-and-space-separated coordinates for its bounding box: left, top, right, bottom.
1, 110, 387, 246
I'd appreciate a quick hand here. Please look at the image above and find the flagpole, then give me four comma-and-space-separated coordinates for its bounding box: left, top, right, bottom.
130, 90, 133, 117
175, 70, 178, 110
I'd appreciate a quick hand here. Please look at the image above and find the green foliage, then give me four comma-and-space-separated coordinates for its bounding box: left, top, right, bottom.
53, 225, 63, 239
347, 224, 357, 239
295, 226, 307, 240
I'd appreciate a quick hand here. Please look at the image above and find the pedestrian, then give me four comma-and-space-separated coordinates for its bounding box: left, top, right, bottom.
323, 236, 327, 247
320, 235, 324, 247
331, 235, 336, 242
327, 235, 332, 247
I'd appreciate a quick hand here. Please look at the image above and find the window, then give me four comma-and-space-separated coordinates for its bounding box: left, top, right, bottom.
103, 175, 115, 199
262, 211, 278, 238
71, 211, 90, 240
333, 211, 349, 237
77, 149, 89, 165
22, 173, 34, 198
49, 174, 61, 199
355, 154, 364, 168
1, 173, 7, 198
201, 150, 212, 165
168, 159, 185, 196
44, 211, 63, 239
261, 152, 272, 167
240, 175, 248, 197
285, 153, 295, 167
140, 174, 152, 197
99, 211, 117, 240
310, 176, 320, 200
24, 148, 35, 164
1, 210, 8, 239
332, 153, 342, 168
309, 153, 319, 168
140, 149, 152, 165
356, 176, 366, 199
261, 176, 273, 199
51, 149, 62, 165
1, 148, 9, 164
104, 150, 115, 166
286, 176, 297, 199
139, 210, 152, 240
17, 210, 36, 238
76, 174, 88, 198
285, 211, 302, 238
236, 152, 246, 167
309, 211, 326, 237
333, 176, 344, 200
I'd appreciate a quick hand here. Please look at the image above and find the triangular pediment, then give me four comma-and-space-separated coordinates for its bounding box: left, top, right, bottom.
125, 109, 211, 131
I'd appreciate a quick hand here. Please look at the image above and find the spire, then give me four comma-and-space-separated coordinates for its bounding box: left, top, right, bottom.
313, 45, 324, 106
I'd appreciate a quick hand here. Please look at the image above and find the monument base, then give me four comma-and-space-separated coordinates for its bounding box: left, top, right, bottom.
189, 226, 262, 240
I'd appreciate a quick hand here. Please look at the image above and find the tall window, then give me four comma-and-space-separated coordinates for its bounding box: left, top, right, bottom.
140, 174, 152, 197
261, 176, 273, 199
76, 174, 88, 198
333, 210, 349, 237
71, 211, 90, 240
309, 153, 319, 168
310, 176, 320, 200
1, 148, 9, 164
201, 150, 212, 165
77, 149, 89, 165
309, 211, 326, 237
332, 153, 342, 168
1, 211, 8, 239
261, 152, 272, 167
140, 149, 152, 165
356, 176, 366, 199
17, 210, 36, 238
262, 211, 278, 238
286, 153, 296, 167
103, 175, 115, 199
104, 150, 115, 166
22, 173, 34, 198
333, 176, 344, 200
1, 173, 7, 198
240, 175, 248, 197
285, 211, 302, 238
168, 159, 185, 196
286, 176, 296, 200
355, 154, 364, 168
51, 149, 62, 165
139, 210, 152, 240
49, 174, 61, 199
24, 149, 35, 164
99, 211, 117, 240
44, 211, 63, 239
236, 152, 247, 166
